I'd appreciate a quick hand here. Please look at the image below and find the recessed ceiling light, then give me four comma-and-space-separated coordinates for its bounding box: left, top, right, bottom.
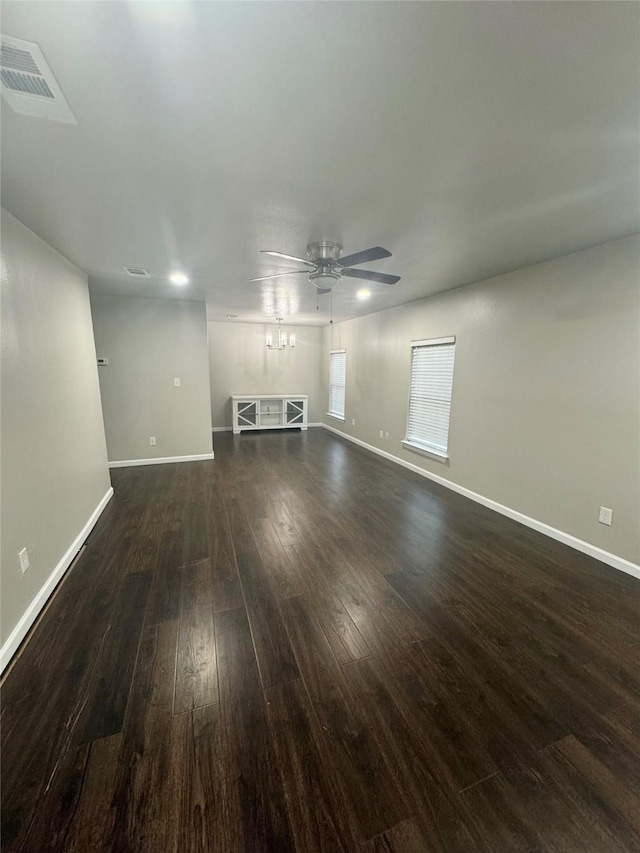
357, 288, 371, 300
169, 271, 189, 286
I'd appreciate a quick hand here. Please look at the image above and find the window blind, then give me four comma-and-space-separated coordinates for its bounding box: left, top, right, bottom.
406, 338, 455, 455
329, 350, 346, 419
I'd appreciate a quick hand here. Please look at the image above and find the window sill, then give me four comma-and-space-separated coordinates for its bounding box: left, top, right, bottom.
326, 413, 346, 422
402, 440, 449, 462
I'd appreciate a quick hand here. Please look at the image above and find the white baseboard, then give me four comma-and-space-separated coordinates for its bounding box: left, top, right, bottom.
321, 423, 640, 581
213, 424, 322, 431
109, 452, 214, 468
0, 487, 115, 673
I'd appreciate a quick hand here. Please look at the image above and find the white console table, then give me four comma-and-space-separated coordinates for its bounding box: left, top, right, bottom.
232, 395, 308, 434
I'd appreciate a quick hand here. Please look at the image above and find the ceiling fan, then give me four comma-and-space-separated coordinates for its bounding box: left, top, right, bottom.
249, 241, 400, 293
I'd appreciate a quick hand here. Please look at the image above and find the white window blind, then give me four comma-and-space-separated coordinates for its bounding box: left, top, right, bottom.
405, 337, 455, 457
329, 349, 346, 419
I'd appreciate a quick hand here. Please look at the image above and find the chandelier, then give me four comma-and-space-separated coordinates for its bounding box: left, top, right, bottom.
266, 317, 296, 351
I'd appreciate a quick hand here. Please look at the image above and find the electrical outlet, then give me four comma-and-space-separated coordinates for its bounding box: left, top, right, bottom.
351, 419, 356, 426
19, 547, 30, 573
385, 432, 389, 440
149, 436, 157, 446
598, 506, 613, 526
379, 430, 384, 439
174, 377, 181, 387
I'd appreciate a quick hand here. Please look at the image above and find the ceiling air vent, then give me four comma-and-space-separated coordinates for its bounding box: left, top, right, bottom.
0, 34, 77, 124
124, 266, 151, 278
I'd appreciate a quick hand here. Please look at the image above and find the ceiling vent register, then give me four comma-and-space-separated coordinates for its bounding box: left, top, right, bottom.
0, 35, 77, 124
124, 267, 151, 278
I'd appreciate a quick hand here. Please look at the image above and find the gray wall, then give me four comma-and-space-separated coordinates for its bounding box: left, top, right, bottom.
1, 210, 111, 648
91, 294, 212, 462
322, 235, 640, 564
208, 321, 324, 428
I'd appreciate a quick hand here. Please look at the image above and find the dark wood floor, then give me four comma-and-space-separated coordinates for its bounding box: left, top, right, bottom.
2, 429, 639, 851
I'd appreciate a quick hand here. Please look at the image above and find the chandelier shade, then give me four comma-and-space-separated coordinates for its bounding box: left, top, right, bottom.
266, 318, 296, 351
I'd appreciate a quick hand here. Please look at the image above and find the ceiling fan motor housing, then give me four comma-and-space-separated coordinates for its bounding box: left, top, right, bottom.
307, 241, 342, 263
307, 241, 343, 289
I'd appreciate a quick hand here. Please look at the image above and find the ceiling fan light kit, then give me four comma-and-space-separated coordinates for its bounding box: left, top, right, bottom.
250, 241, 401, 296
266, 317, 296, 351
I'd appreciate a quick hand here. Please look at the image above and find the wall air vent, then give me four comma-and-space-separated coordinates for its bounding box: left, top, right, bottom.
124, 266, 151, 278
0, 34, 77, 124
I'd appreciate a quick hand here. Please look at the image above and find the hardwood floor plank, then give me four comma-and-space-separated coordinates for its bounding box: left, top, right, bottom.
262, 503, 304, 548
110, 620, 179, 851
211, 557, 244, 612
335, 576, 415, 659
598, 703, 640, 789
365, 819, 430, 852
554, 734, 640, 839
170, 703, 233, 853
206, 506, 235, 563
174, 561, 218, 713
292, 541, 371, 664
225, 495, 257, 557
466, 744, 635, 853
252, 516, 303, 598
266, 678, 355, 851
341, 552, 429, 644
344, 654, 481, 850
279, 594, 409, 839
171, 705, 203, 852
235, 550, 300, 688
0, 551, 127, 847
79, 571, 152, 743
457, 767, 548, 852
182, 497, 210, 566
11, 742, 91, 852
64, 733, 123, 853
205, 497, 245, 611
411, 625, 565, 757
3, 431, 638, 852
215, 606, 295, 849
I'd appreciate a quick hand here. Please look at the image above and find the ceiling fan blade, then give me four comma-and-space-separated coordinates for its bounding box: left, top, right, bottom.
341, 268, 400, 285
261, 250, 315, 267
337, 246, 391, 267
249, 270, 310, 282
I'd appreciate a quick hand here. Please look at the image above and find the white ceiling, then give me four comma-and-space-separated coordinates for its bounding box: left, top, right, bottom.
1, 1, 638, 326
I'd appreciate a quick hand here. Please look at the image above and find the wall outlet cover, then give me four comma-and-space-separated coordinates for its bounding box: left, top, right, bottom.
598, 506, 613, 526
19, 547, 30, 573
174, 377, 181, 386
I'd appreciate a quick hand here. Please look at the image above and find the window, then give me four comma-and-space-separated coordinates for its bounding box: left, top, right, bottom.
404, 337, 455, 459
328, 349, 346, 420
